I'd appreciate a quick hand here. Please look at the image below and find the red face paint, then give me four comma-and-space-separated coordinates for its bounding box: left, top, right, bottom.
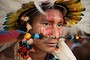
46, 9, 54, 22
40, 9, 64, 38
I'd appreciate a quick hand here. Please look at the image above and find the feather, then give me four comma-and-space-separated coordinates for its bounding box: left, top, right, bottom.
76, 0, 90, 34
69, 12, 84, 16
53, 38, 77, 60
66, 0, 90, 35
34, 0, 56, 15
0, 0, 32, 30
0, 17, 5, 30
0, 30, 21, 45
34, 0, 45, 15
0, 0, 22, 17
63, 0, 81, 5
0, 30, 25, 52
67, 2, 85, 12
0, 41, 16, 52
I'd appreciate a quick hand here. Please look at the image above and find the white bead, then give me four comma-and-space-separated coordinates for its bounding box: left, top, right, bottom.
22, 39, 26, 41
27, 38, 33, 45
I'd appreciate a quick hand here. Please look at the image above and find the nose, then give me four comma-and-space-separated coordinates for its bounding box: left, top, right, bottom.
53, 25, 60, 38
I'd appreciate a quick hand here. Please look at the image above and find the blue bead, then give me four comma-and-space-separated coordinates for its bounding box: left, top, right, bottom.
18, 30, 26, 34
71, 35, 75, 39
52, 58, 57, 60
26, 44, 30, 49
27, 44, 32, 50
29, 45, 32, 49
34, 33, 40, 38
56, 44, 59, 48
22, 41, 27, 46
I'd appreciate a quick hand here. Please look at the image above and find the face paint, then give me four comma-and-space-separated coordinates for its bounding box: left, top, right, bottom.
40, 25, 46, 35
53, 9, 63, 38
39, 9, 64, 38
46, 9, 54, 22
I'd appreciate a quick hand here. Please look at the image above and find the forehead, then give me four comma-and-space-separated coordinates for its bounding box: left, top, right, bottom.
33, 9, 63, 22
45, 9, 63, 16
42, 9, 64, 22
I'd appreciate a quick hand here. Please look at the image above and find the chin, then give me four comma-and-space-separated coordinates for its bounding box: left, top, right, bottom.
45, 47, 56, 53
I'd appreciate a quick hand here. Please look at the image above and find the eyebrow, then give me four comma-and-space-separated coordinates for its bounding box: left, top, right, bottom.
40, 19, 54, 23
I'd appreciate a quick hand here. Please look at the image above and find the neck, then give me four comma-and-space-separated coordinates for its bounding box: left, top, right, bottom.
29, 45, 48, 60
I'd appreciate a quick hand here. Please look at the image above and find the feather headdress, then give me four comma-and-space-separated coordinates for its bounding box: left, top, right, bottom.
0, 0, 90, 60
1, 0, 85, 31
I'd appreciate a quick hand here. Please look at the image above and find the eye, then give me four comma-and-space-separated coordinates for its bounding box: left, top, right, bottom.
43, 22, 52, 26
44, 23, 49, 25
57, 23, 63, 26
40, 20, 52, 27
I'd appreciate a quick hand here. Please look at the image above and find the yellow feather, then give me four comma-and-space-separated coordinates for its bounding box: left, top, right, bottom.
67, 14, 82, 21
5, 22, 16, 27
70, 12, 84, 16
63, 0, 78, 5
67, 2, 85, 12
56, 0, 63, 3
69, 20, 76, 26
65, 18, 78, 26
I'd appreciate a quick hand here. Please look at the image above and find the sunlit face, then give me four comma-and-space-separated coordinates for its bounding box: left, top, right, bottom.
31, 9, 64, 53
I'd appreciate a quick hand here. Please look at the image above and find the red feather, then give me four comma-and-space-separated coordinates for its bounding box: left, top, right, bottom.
0, 30, 21, 45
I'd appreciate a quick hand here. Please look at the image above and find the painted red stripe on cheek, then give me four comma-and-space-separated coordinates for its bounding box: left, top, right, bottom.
45, 27, 53, 36
40, 27, 53, 36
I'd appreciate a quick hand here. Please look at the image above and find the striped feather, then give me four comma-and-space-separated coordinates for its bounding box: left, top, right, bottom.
69, 12, 84, 16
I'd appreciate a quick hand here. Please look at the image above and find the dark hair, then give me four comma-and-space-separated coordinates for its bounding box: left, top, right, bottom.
17, 2, 66, 31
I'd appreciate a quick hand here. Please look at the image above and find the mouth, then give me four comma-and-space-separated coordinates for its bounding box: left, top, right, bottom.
46, 43, 57, 47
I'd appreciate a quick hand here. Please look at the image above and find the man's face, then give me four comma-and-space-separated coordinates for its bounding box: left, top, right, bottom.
31, 9, 64, 53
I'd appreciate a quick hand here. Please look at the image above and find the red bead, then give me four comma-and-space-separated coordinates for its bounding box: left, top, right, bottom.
20, 46, 27, 53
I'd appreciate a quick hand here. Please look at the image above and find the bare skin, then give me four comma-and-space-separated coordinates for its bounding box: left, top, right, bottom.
30, 9, 64, 60
0, 9, 64, 60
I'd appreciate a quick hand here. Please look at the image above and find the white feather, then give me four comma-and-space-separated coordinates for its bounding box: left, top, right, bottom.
0, 17, 5, 30
34, 0, 45, 15
53, 38, 77, 60
83, 11, 90, 17
76, 0, 90, 34
82, 0, 90, 5
34, 0, 56, 15
0, 42, 16, 52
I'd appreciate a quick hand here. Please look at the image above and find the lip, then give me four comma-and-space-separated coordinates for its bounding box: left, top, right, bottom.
46, 43, 57, 47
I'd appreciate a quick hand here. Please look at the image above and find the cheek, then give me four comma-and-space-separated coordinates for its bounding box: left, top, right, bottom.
33, 39, 46, 50
33, 39, 56, 53
58, 27, 63, 36
45, 27, 53, 36
40, 26, 53, 36
32, 25, 41, 33
40, 26, 63, 36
